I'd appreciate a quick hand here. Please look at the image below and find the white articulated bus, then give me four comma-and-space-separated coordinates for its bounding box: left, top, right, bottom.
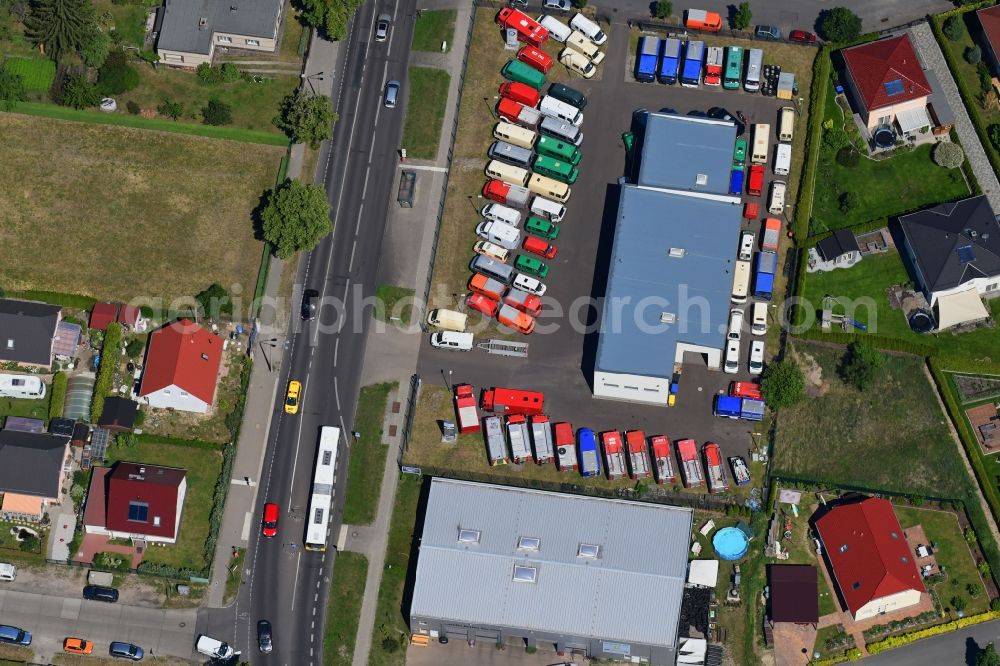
304, 426, 340, 552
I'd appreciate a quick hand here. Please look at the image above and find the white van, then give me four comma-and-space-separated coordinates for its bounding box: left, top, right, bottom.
528, 173, 571, 202
482, 202, 522, 227
728, 308, 744, 341
426, 308, 468, 332
531, 195, 566, 222
486, 160, 530, 187
539, 95, 583, 126
196, 635, 235, 659
774, 143, 791, 177
731, 260, 751, 304
570, 13, 606, 45
778, 106, 795, 142
768, 181, 787, 216
0, 563, 15, 582
539, 14, 572, 42
488, 140, 533, 168
566, 31, 606, 65
494, 121, 536, 150
751, 302, 768, 336
539, 116, 582, 146
470, 255, 515, 283
476, 220, 521, 250
430, 331, 474, 352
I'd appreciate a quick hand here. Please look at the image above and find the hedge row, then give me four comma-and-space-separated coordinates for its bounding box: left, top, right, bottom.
789, 247, 810, 328
6, 289, 97, 311
811, 649, 863, 666
133, 432, 224, 450
866, 610, 1000, 654
793, 327, 937, 357
49, 371, 67, 420
90, 322, 122, 423
203, 442, 236, 578
793, 46, 831, 241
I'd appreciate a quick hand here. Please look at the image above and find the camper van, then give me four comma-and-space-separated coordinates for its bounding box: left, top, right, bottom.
0, 374, 46, 400
778, 106, 795, 142
744, 47, 763, 92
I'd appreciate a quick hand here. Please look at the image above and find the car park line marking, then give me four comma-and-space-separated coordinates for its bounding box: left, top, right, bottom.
241, 511, 253, 541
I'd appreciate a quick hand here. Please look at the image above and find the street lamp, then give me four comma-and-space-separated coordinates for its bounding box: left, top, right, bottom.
483, 97, 497, 120
259, 337, 279, 372
300, 72, 326, 95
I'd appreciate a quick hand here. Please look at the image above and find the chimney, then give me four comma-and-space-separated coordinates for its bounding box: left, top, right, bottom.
201, 353, 209, 361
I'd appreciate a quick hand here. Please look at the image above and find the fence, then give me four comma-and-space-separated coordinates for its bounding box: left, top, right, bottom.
398, 374, 422, 466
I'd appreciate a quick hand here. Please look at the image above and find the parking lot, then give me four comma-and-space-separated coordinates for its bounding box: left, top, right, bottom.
416, 19, 809, 468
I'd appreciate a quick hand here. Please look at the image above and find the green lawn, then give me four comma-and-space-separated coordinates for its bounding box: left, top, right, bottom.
401, 67, 450, 160
368, 475, 421, 666
223, 547, 245, 604
373, 285, 415, 326
0, 391, 51, 424
774, 341, 971, 499
342, 382, 396, 525
2, 56, 55, 91
895, 506, 989, 615
412, 9, 456, 52
811, 85, 970, 233
104, 439, 224, 572
323, 552, 369, 666
813, 624, 856, 661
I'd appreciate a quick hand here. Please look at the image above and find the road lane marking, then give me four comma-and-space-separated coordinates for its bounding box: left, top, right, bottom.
240, 511, 253, 541
355, 203, 364, 235
361, 166, 372, 200
290, 551, 302, 610
349, 239, 357, 271
334, 376, 341, 410
333, 338, 339, 367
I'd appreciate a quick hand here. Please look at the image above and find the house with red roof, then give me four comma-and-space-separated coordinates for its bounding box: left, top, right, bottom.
89, 302, 143, 332
814, 497, 924, 621
138, 320, 223, 413
978, 5, 1000, 78
841, 34, 933, 135
83, 462, 187, 543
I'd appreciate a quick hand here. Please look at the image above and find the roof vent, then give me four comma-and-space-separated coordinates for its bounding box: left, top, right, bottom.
198, 16, 207, 28
201, 353, 209, 361
660, 312, 676, 324
577, 543, 600, 559
230, 5, 237, 10
669, 247, 687, 258
695, 173, 708, 186
517, 536, 540, 551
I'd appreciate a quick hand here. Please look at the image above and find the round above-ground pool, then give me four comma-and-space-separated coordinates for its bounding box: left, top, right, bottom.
873, 127, 896, 149
909, 309, 935, 334
713, 527, 749, 561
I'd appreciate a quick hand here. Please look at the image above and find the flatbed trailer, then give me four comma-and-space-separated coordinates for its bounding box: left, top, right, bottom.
530, 415, 555, 464
601, 430, 627, 480
625, 430, 651, 479
507, 415, 533, 463
650, 435, 676, 484
553, 421, 577, 471
704, 442, 729, 493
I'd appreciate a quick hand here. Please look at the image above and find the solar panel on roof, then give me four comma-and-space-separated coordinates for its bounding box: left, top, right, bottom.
884, 79, 905, 96
957, 244, 976, 264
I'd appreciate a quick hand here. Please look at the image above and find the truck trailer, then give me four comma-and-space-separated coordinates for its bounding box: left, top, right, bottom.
601, 430, 627, 480
507, 414, 533, 463
650, 435, 676, 484
553, 421, 577, 471
625, 430, 651, 479
480, 387, 544, 415
530, 415, 555, 464
577, 427, 601, 477
453, 384, 480, 434
677, 438, 705, 488
704, 442, 729, 493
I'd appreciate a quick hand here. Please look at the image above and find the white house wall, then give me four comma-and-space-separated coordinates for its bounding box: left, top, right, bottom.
593, 371, 670, 405
853, 589, 923, 621
143, 384, 209, 413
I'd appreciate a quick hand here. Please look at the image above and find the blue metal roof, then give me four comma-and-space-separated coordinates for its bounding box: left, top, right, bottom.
637, 113, 737, 193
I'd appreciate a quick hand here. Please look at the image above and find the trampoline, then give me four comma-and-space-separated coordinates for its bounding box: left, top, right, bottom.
873, 127, 895, 149
909, 309, 935, 334
713, 527, 749, 561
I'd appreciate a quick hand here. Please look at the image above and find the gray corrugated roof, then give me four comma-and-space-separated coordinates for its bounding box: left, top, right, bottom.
0, 299, 60, 366
595, 185, 741, 378
898, 195, 1000, 293
637, 113, 736, 194
411, 478, 692, 647
0, 430, 68, 497
157, 0, 282, 56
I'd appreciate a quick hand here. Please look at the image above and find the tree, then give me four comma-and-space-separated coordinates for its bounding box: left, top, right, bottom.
653, 0, 672, 19
125, 99, 140, 114
202, 98, 232, 125
733, 2, 752, 31
0, 69, 27, 111
157, 98, 183, 120
968, 583, 983, 598
839, 341, 885, 390
80, 25, 110, 67
819, 7, 862, 43
25, 0, 95, 61
952, 595, 968, 612
943, 15, 966, 42
966, 45, 983, 65
195, 283, 233, 318
260, 180, 333, 259
838, 191, 858, 213
933, 141, 965, 169
990, 124, 1000, 152
761, 361, 805, 409
273, 91, 337, 148
58, 72, 99, 109
979, 644, 1000, 666
97, 52, 139, 94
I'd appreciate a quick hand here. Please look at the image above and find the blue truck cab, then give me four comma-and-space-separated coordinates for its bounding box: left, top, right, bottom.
729, 169, 744, 196
714, 395, 742, 419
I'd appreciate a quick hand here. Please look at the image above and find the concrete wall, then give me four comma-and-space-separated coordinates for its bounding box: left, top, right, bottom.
854, 589, 923, 621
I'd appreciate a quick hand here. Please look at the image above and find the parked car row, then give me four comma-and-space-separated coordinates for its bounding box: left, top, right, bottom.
497, 8, 608, 79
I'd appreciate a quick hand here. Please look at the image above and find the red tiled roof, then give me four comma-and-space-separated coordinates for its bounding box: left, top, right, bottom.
104, 462, 186, 540
979, 6, 1000, 61
815, 498, 923, 616
117, 305, 140, 326
139, 320, 222, 406
89, 303, 119, 331
841, 35, 931, 112
82, 466, 110, 530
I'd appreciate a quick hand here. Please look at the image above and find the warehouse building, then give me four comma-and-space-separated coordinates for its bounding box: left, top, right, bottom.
593, 113, 742, 404
409, 478, 693, 665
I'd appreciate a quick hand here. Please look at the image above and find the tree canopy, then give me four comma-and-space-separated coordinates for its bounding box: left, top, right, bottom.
839, 342, 885, 391
260, 179, 333, 259
0, 69, 27, 111
273, 92, 337, 148
733, 2, 752, 31
761, 360, 805, 409
819, 7, 862, 43
25, 0, 95, 61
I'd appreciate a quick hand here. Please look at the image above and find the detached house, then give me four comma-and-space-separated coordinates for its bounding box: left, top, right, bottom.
155, 0, 284, 68
0, 299, 61, 368
138, 320, 223, 413
83, 462, 187, 543
0, 430, 71, 521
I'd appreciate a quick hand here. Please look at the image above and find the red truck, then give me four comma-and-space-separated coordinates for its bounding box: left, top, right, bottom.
481, 387, 544, 416
507, 414, 533, 464
497, 97, 542, 129
748, 164, 765, 197
496, 8, 549, 47
553, 421, 577, 471
704, 442, 729, 494
650, 435, 676, 484
762, 217, 781, 252
625, 430, 651, 479
601, 430, 627, 480
453, 384, 481, 434
730, 381, 762, 400
530, 415, 555, 464
685, 8, 722, 31
499, 81, 540, 108
677, 438, 705, 488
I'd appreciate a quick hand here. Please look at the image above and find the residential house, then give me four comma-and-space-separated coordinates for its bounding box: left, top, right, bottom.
898, 195, 1000, 328
841, 34, 933, 134
155, 0, 284, 68
0, 430, 71, 521
97, 397, 140, 433
768, 564, 819, 626
808, 229, 863, 272
83, 462, 187, 544
977, 5, 1000, 78
138, 320, 223, 413
814, 497, 924, 621
89, 302, 143, 331
0, 299, 61, 368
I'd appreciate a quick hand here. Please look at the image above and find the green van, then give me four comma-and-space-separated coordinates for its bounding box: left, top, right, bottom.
532, 154, 578, 185
525, 216, 559, 240
501, 60, 545, 90
515, 254, 549, 278
536, 135, 581, 166
733, 138, 747, 167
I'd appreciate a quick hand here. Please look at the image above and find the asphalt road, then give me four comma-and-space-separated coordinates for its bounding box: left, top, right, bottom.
200, 1, 417, 664
861, 618, 1000, 665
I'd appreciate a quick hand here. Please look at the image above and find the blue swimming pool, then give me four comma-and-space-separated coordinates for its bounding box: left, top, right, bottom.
713, 526, 749, 560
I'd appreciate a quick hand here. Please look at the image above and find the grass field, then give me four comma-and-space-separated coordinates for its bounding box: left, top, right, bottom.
342, 382, 395, 525
323, 552, 369, 666
412, 9, 456, 52
2, 56, 55, 91
401, 67, 450, 160
373, 285, 415, 326
773, 341, 971, 499
0, 391, 51, 424
103, 439, 223, 572
811, 85, 970, 233
0, 114, 284, 307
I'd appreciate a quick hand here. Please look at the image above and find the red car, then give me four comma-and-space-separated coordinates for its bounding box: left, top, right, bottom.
499, 81, 540, 108
467, 293, 499, 317
522, 236, 557, 259
789, 30, 816, 44
261, 502, 279, 538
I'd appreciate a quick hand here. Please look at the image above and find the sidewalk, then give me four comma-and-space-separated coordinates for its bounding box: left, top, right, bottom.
347, 2, 475, 664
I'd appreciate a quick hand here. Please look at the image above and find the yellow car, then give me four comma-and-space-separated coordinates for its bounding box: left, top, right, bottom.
64, 637, 94, 654
285, 380, 302, 415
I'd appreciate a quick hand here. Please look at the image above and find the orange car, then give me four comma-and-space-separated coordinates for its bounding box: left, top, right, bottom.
64, 637, 94, 654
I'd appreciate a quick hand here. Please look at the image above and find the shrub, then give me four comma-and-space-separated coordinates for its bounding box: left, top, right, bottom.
969, 583, 983, 598
0, 68, 27, 111
137, 50, 159, 65
823, 126, 847, 151
761, 361, 805, 409
196, 62, 219, 83
195, 283, 233, 318
126, 99, 140, 114
202, 98, 232, 125
97, 52, 140, 95
220, 62, 240, 82
953, 595, 968, 612
125, 338, 144, 358
835, 146, 860, 167
839, 341, 886, 390
49, 371, 67, 419
980, 62, 993, 94
157, 98, 183, 120
966, 45, 983, 65
58, 72, 99, 109
838, 191, 858, 213
90, 321, 122, 422
933, 141, 965, 169
19, 534, 39, 553
943, 15, 965, 42
653, 0, 672, 19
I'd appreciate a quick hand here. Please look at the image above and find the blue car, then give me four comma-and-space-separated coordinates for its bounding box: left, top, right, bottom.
109, 642, 144, 661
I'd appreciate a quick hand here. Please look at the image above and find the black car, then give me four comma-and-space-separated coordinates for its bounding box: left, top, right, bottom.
301, 288, 318, 320
707, 107, 746, 136
83, 585, 119, 603
257, 619, 273, 654
109, 641, 144, 661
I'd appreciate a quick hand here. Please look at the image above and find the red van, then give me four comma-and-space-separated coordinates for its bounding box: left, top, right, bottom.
522, 236, 557, 259
517, 45, 553, 73
467, 293, 499, 317
497, 304, 536, 334
499, 81, 540, 108
502, 288, 541, 316
468, 273, 505, 301
496, 8, 549, 47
